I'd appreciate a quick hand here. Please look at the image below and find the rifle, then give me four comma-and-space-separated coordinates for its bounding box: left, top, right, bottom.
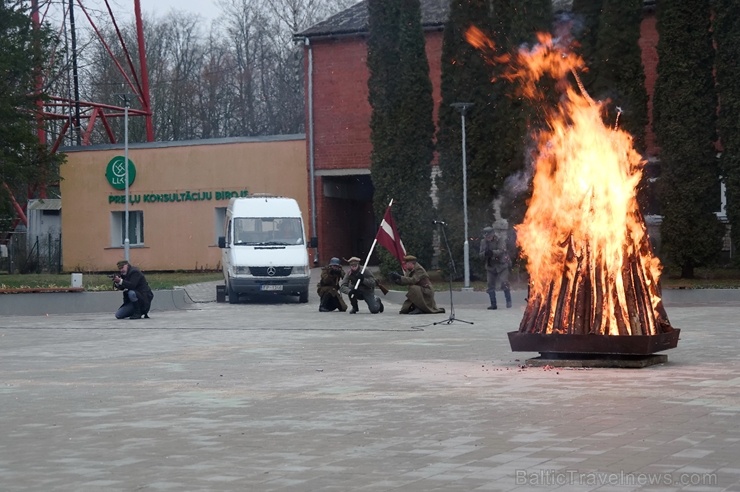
376, 280, 389, 295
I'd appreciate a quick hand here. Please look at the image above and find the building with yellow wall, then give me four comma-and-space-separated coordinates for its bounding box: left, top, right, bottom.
60, 135, 307, 272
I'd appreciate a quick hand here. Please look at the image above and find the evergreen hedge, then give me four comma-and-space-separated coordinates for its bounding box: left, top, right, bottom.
713, 0, 740, 264
436, 0, 551, 280
367, 0, 436, 272
653, 0, 724, 277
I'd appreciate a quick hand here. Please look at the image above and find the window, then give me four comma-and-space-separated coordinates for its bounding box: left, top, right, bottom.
232, 217, 304, 245
215, 207, 227, 243
111, 211, 144, 246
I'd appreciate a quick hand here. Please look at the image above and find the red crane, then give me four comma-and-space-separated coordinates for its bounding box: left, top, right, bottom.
6, 0, 154, 228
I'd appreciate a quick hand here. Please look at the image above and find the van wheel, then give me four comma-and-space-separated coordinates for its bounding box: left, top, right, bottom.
298, 290, 309, 303
228, 281, 239, 304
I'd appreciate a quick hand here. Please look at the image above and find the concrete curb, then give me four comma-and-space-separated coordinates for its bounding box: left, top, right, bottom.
1, 283, 738, 317
0, 288, 193, 316
384, 287, 740, 308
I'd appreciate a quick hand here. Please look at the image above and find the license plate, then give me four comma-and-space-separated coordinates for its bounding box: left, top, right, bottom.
260, 285, 283, 291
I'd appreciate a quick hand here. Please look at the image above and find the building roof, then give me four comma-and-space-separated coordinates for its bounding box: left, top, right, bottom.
297, 0, 449, 39
28, 198, 62, 211
296, 0, 653, 40
60, 133, 305, 153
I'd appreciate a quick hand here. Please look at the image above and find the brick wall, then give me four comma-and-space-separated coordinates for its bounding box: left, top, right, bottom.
308, 31, 444, 173
305, 18, 660, 263
306, 31, 444, 263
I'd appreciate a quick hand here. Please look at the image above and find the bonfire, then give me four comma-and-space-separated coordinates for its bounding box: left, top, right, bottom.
466, 28, 674, 339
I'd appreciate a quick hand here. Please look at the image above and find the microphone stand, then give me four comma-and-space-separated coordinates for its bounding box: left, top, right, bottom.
433, 221, 473, 326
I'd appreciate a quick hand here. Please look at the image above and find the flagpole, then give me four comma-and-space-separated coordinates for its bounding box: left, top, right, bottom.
354, 198, 393, 290
359, 239, 378, 276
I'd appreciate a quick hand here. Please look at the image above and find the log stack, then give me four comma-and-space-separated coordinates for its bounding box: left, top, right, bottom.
519, 214, 674, 337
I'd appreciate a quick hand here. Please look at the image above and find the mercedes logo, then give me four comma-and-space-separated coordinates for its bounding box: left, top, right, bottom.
266, 267, 276, 276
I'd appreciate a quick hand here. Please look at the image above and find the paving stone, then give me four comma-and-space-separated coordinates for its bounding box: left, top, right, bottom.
0, 287, 739, 491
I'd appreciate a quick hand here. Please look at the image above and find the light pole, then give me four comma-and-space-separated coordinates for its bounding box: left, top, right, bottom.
451, 102, 473, 290
121, 94, 130, 261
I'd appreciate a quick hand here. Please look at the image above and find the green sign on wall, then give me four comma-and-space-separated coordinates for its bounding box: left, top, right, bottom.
106, 156, 136, 190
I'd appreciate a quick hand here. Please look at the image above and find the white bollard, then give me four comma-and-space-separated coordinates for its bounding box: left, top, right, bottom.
71, 273, 83, 288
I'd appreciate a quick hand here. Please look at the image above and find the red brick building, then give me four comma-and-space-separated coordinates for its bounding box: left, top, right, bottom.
297, 0, 660, 265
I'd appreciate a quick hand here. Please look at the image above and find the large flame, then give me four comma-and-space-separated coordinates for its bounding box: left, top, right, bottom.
466, 27, 669, 336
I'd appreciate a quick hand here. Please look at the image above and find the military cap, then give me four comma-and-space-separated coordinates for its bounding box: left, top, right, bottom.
492, 219, 509, 230
482, 226, 494, 234
347, 256, 361, 264
329, 257, 341, 266
116, 260, 129, 268
403, 255, 417, 262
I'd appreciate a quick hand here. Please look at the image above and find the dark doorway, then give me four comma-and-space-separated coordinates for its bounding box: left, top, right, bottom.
320, 174, 377, 264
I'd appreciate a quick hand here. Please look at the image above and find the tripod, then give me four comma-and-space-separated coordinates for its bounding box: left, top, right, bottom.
433, 221, 473, 326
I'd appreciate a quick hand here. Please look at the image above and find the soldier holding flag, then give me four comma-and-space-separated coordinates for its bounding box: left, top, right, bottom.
340, 256, 385, 314
361, 199, 445, 315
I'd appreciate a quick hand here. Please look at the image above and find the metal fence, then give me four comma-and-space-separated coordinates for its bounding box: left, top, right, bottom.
0, 232, 62, 274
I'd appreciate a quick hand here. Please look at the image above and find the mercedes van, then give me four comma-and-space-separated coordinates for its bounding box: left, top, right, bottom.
218, 195, 311, 303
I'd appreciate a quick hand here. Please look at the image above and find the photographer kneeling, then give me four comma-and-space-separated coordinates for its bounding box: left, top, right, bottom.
113, 260, 154, 320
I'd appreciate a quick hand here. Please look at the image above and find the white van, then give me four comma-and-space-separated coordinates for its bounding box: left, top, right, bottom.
218, 195, 311, 303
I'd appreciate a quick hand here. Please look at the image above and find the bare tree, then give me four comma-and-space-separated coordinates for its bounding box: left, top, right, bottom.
64, 0, 354, 142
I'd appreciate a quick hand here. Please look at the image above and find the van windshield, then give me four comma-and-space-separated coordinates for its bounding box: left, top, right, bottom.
233, 217, 304, 245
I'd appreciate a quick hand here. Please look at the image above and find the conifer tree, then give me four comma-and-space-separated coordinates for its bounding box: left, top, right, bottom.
590, 0, 648, 152
436, 0, 496, 279
0, 0, 64, 229
436, 0, 551, 279
570, 0, 603, 89
653, 0, 723, 277
713, 0, 740, 263
367, 0, 435, 269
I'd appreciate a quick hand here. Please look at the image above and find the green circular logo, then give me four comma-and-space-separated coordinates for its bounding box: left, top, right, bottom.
106, 156, 136, 190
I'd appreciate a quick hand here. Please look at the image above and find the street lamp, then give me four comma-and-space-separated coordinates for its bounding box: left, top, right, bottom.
120, 94, 131, 261
451, 102, 473, 290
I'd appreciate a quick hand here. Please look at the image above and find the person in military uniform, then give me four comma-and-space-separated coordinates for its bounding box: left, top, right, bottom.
113, 260, 154, 319
340, 256, 384, 314
316, 257, 347, 312
479, 224, 512, 309
389, 255, 445, 314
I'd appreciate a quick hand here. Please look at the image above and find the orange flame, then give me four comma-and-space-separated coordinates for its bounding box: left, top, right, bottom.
466, 29, 669, 336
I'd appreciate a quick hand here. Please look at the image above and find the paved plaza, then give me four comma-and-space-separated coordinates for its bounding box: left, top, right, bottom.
1, 277, 739, 491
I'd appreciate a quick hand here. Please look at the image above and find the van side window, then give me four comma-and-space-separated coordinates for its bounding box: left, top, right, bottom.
215, 207, 227, 244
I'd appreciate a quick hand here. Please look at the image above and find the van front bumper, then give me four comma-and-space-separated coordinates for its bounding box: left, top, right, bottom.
228, 276, 310, 296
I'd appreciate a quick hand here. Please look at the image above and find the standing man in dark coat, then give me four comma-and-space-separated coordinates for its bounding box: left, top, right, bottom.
316, 257, 347, 312
114, 260, 154, 319
479, 225, 512, 309
340, 256, 384, 314
389, 255, 445, 314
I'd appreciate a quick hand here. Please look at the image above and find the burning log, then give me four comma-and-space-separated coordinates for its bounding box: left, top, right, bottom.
517, 226, 674, 338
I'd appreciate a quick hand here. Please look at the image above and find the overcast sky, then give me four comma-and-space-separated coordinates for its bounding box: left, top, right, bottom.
115, 0, 220, 23
135, 0, 220, 22
48, 0, 222, 26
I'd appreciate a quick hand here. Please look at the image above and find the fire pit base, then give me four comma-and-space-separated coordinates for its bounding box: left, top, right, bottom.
525, 353, 668, 368
508, 329, 680, 355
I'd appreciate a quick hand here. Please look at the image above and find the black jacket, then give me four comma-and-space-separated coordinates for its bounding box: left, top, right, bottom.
115, 266, 154, 312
